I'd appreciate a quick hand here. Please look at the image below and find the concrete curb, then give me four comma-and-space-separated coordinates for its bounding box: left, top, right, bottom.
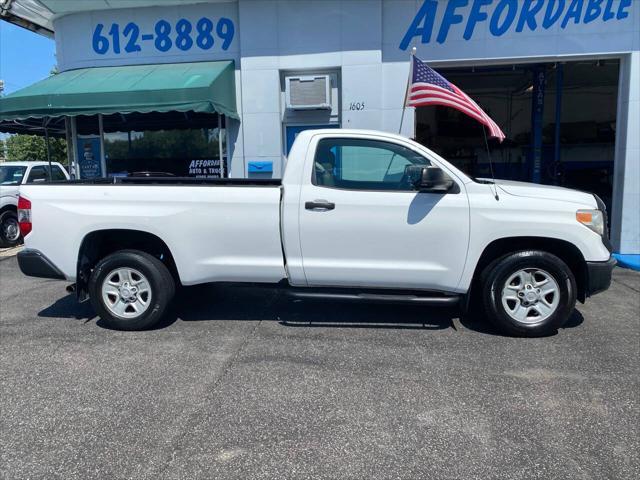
0, 246, 23, 258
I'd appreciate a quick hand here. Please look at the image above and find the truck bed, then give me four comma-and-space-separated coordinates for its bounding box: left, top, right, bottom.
19, 181, 287, 285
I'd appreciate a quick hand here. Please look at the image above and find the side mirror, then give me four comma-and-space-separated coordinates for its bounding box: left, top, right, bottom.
406, 165, 454, 193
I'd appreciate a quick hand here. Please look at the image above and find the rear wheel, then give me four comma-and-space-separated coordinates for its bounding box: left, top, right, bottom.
88, 250, 175, 330
0, 210, 21, 248
482, 251, 577, 337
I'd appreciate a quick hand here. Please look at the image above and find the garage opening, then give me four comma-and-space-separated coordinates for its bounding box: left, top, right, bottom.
416, 59, 620, 218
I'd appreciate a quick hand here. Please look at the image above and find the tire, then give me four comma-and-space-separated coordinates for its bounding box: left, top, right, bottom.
0, 210, 22, 248
482, 251, 577, 337
88, 250, 175, 331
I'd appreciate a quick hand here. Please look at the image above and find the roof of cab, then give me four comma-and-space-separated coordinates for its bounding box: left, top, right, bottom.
301, 128, 410, 140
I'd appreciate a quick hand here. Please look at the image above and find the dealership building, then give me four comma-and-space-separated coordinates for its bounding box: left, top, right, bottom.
0, 0, 638, 260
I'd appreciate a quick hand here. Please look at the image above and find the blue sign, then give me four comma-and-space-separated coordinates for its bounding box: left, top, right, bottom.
248, 161, 273, 173
400, 0, 633, 50
285, 124, 340, 155
76, 136, 103, 179
92, 17, 235, 56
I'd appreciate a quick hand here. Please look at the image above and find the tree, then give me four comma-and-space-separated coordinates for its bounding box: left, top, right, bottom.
0, 138, 6, 161
5, 134, 67, 163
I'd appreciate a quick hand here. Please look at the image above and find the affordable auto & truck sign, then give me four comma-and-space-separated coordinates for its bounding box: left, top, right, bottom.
400, 0, 633, 50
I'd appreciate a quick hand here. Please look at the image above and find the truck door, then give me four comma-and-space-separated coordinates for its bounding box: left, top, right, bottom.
297, 135, 470, 292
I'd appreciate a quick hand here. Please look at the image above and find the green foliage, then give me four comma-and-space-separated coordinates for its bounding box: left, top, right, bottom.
5, 135, 67, 163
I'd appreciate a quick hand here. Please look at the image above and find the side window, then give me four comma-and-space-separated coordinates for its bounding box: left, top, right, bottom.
50, 166, 67, 181
313, 138, 430, 191
26, 166, 49, 184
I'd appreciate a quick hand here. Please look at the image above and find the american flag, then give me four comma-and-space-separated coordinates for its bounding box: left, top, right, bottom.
406, 56, 506, 142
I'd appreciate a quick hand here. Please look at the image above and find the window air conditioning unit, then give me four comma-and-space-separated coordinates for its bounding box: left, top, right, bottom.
285, 75, 331, 110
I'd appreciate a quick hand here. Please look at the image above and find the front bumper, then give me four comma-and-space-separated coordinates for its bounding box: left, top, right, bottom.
17, 249, 66, 280
585, 256, 617, 297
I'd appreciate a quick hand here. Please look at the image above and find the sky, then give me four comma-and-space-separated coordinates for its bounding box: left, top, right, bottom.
0, 21, 56, 95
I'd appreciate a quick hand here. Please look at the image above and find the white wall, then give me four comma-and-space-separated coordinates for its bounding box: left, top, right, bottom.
53, 0, 639, 179
238, 0, 414, 177
612, 52, 640, 254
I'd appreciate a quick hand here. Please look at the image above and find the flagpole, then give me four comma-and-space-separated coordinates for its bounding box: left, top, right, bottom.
399, 47, 417, 135
482, 124, 500, 201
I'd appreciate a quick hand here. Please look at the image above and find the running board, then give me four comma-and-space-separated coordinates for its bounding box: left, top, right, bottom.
287, 289, 460, 305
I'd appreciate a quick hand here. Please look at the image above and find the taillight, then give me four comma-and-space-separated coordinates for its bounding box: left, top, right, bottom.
17, 196, 32, 236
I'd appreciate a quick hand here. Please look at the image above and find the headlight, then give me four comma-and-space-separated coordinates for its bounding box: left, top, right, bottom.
576, 209, 604, 236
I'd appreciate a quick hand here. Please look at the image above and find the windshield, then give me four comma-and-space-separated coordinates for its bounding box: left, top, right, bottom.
0, 166, 27, 186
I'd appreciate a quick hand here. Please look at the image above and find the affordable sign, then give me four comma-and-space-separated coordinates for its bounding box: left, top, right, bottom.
400, 0, 633, 50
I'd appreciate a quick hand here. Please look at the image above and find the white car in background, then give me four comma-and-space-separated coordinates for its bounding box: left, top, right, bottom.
0, 161, 69, 247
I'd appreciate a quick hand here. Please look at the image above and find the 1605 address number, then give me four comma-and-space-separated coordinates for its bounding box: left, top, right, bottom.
92, 18, 235, 55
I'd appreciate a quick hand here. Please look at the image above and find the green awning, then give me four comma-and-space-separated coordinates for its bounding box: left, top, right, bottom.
0, 60, 238, 123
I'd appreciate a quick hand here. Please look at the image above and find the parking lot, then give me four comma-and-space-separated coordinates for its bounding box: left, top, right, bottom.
0, 252, 638, 480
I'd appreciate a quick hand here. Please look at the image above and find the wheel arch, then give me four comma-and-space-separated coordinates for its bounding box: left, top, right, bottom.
76, 229, 180, 301
472, 237, 588, 303
0, 204, 17, 215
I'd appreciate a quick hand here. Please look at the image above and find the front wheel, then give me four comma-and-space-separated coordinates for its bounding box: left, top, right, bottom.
482, 251, 577, 337
88, 250, 175, 330
0, 210, 22, 248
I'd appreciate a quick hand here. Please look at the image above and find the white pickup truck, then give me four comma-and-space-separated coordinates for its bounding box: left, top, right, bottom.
17, 129, 615, 336
0, 161, 70, 247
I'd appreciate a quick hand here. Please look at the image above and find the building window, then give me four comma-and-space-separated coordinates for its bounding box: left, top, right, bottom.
75, 111, 227, 178
104, 128, 224, 178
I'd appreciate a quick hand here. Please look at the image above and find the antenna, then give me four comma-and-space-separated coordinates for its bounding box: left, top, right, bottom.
482, 125, 500, 201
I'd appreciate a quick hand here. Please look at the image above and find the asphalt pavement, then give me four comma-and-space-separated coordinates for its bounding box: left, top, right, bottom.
1, 254, 638, 480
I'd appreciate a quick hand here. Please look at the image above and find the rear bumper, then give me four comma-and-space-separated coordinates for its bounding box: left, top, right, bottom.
17, 249, 66, 280
585, 256, 617, 297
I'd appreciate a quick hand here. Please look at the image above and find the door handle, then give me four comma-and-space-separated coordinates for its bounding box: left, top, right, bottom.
305, 200, 335, 211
